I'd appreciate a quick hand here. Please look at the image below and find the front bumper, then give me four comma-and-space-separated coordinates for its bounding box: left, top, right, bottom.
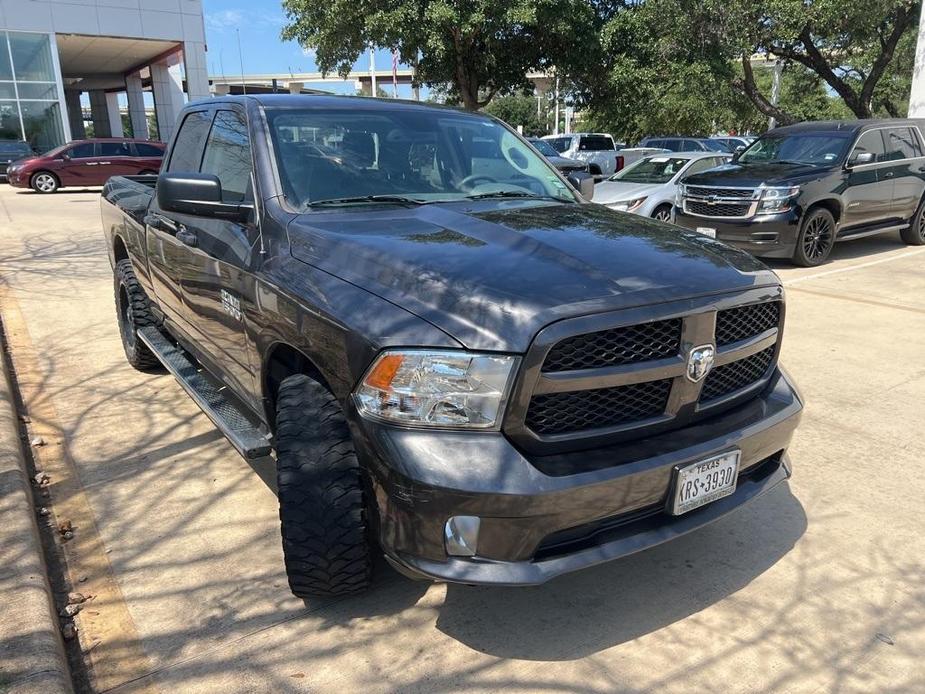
6, 171, 28, 188
673, 207, 800, 259
351, 368, 803, 586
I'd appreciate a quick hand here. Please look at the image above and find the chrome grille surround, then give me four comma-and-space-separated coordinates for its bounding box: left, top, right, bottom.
682, 185, 760, 220
503, 288, 785, 454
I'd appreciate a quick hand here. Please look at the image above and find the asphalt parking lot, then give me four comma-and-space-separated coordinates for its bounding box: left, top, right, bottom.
1, 184, 923, 693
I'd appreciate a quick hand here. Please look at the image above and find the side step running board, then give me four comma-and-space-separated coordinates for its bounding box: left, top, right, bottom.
138, 326, 272, 459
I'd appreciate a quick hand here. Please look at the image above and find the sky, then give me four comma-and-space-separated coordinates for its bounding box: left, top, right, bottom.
202, 0, 421, 98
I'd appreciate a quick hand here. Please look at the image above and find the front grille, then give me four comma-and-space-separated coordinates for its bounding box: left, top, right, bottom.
685, 186, 756, 199
526, 379, 671, 435
686, 200, 752, 217
543, 318, 681, 372
715, 301, 781, 346
700, 346, 775, 402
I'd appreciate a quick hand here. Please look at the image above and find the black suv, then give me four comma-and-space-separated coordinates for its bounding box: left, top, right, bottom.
675, 120, 925, 266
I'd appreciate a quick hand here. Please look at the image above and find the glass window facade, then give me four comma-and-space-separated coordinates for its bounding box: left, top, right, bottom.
0, 31, 65, 152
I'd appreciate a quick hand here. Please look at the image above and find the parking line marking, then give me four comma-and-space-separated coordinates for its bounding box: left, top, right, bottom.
786, 285, 925, 315
784, 248, 925, 286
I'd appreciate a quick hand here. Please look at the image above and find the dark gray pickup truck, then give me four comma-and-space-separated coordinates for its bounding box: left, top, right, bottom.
101, 94, 803, 597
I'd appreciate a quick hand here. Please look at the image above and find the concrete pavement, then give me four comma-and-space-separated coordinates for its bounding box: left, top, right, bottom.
0, 184, 923, 692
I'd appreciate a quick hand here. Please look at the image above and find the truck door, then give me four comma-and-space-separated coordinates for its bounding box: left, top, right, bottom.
172, 108, 259, 401
145, 109, 213, 325
881, 126, 925, 222
841, 129, 891, 230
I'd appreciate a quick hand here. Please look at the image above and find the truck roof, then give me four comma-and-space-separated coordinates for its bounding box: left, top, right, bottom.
771, 118, 925, 135
192, 93, 475, 115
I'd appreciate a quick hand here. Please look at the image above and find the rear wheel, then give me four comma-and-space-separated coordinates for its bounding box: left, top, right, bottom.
276, 375, 373, 597
792, 208, 835, 267
31, 171, 58, 194
900, 197, 925, 245
651, 204, 672, 223
114, 259, 161, 371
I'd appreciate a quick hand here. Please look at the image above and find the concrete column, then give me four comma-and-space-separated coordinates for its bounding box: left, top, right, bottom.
288, 81, 304, 95
88, 90, 112, 138
151, 61, 186, 142
64, 90, 85, 140
182, 41, 210, 101
105, 92, 124, 138
910, 7, 925, 116
125, 73, 148, 139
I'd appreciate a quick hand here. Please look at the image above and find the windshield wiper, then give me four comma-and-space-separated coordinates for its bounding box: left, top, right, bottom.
308, 194, 427, 208
466, 190, 573, 202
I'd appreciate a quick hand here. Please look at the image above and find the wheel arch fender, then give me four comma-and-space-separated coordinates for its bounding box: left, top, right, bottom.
802, 197, 842, 227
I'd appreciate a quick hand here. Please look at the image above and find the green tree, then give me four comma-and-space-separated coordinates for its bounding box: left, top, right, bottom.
483, 94, 545, 134
281, 0, 599, 110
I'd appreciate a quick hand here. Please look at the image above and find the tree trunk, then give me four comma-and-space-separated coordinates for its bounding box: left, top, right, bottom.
733, 55, 798, 126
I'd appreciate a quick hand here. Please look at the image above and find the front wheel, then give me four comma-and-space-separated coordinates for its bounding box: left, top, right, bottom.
792, 208, 835, 267
651, 204, 672, 223
31, 171, 58, 194
900, 197, 925, 245
276, 375, 373, 597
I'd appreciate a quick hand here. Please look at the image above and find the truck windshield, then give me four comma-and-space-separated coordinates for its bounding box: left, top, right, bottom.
611, 156, 690, 183
265, 107, 576, 208
738, 132, 852, 166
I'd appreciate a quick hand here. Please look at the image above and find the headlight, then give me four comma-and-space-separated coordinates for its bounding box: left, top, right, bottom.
757, 186, 800, 214
608, 196, 647, 212
354, 350, 519, 429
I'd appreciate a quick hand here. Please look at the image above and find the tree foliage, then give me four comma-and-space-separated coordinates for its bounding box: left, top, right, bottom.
281, 0, 599, 110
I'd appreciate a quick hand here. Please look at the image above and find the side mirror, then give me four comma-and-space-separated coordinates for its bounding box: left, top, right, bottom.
60, 152, 71, 161
566, 171, 594, 201
848, 151, 875, 166
156, 172, 252, 221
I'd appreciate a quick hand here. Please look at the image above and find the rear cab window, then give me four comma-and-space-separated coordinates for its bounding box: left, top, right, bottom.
578, 135, 614, 151
166, 110, 213, 173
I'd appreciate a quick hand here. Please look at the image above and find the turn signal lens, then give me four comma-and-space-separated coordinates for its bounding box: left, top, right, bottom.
354, 350, 519, 428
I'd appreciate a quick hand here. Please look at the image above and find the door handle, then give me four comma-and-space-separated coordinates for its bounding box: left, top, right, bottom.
98, 161, 111, 165
85, 162, 98, 166
143, 213, 178, 233
176, 228, 199, 248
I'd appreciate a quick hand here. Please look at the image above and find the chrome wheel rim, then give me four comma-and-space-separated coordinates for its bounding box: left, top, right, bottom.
654, 209, 671, 222
919, 206, 925, 241
34, 174, 55, 192
802, 215, 833, 261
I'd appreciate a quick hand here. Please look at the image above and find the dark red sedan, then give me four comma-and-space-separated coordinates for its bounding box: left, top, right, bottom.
5, 138, 166, 193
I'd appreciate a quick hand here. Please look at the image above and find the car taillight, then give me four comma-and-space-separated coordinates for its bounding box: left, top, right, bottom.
615, 155, 624, 172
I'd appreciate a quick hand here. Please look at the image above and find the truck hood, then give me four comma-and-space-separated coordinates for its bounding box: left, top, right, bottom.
685, 161, 826, 187
287, 201, 777, 351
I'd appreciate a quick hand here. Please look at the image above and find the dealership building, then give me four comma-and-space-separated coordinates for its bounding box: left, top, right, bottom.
0, 0, 209, 151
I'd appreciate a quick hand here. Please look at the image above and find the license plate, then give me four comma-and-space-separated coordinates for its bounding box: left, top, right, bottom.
671, 451, 740, 515
696, 226, 717, 238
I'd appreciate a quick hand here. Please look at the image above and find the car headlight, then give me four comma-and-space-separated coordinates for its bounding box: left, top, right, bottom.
757, 186, 800, 214
608, 196, 647, 212
354, 350, 519, 429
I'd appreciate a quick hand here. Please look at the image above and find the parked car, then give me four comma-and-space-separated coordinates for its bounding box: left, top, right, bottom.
101, 94, 801, 598
542, 132, 622, 180
712, 136, 755, 152
0, 140, 34, 181
639, 137, 732, 153
595, 152, 731, 221
527, 138, 589, 175
6, 138, 165, 193
674, 119, 925, 266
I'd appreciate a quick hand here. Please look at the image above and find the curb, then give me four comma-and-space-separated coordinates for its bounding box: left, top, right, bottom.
0, 332, 72, 694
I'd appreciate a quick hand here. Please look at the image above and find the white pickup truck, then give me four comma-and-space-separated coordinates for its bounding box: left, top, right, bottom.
541, 132, 623, 181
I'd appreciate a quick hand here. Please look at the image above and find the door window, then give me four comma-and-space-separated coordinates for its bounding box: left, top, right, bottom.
135, 142, 164, 157
98, 141, 132, 157
883, 127, 922, 161
200, 110, 252, 202
67, 142, 95, 159
166, 110, 212, 173
850, 130, 886, 163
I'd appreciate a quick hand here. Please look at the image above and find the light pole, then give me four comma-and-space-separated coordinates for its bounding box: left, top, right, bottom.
910, 5, 925, 115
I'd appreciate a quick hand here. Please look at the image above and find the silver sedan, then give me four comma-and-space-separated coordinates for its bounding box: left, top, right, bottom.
595, 152, 731, 221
